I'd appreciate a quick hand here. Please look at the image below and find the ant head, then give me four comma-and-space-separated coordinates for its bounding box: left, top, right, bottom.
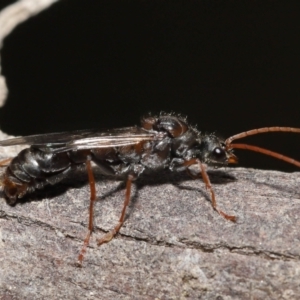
200, 134, 238, 167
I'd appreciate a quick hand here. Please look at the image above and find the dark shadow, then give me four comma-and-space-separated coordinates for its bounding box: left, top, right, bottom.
129, 168, 237, 212
135, 168, 237, 187
2, 167, 237, 212
247, 173, 300, 197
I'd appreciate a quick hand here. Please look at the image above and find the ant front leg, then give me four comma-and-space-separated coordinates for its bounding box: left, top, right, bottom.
196, 160, 236, 222
172, 158, 236, 222
97, 174, 134, 246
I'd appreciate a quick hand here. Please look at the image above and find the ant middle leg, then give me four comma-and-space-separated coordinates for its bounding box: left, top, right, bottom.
97, 174, 134, 246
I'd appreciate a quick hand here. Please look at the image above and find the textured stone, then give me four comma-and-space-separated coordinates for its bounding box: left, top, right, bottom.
0, 143, 300, 299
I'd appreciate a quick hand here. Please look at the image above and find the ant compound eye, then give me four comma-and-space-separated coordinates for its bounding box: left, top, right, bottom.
213, 147, 225, 158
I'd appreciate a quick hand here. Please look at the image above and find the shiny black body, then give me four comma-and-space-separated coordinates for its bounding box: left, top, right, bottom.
0, 114, 233, 204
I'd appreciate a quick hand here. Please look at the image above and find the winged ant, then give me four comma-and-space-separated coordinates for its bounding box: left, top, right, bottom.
0, 113, 299, 265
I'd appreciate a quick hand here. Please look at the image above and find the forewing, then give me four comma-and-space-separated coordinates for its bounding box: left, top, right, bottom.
65, 127, 156, 151
0, 127, 156, 152
0, 129, 100, 147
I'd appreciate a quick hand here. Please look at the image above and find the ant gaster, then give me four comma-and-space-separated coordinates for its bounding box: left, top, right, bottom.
1, 113, 300, 265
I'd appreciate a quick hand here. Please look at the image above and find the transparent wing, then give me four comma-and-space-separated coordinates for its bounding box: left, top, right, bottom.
0, 129, 100, 147
0, 127, 156, 152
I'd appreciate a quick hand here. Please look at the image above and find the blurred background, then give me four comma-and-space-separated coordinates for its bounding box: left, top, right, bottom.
0, 1, 300, 171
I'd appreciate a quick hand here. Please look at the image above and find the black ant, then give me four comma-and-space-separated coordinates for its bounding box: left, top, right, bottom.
1, 113, 299, 265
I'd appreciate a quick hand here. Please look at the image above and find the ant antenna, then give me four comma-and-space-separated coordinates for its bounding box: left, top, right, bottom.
225, 127, 300, 168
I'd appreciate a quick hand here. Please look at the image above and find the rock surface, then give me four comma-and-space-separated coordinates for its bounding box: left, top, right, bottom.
0, 143, 300, 299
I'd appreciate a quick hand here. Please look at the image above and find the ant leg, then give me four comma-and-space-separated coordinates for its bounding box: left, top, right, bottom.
176, 158, 236, 222
197, 160, 236, 222
77, 157, 96, 266
97, 174, 134, 246
0, 158, 12, 167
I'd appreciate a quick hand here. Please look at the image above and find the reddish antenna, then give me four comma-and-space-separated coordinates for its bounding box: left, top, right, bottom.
225, 127, 300, 168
